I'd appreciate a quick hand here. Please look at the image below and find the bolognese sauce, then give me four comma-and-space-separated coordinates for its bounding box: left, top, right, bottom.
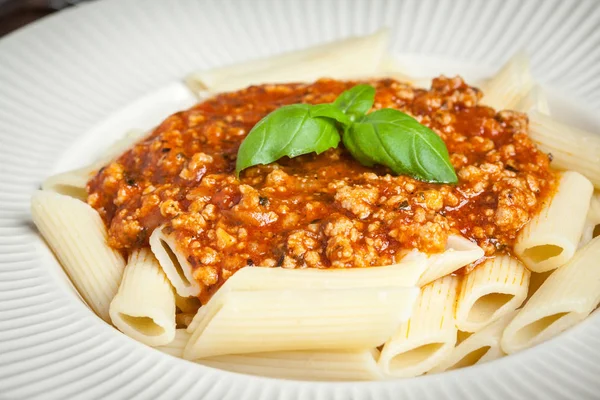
87, 77, 556, 299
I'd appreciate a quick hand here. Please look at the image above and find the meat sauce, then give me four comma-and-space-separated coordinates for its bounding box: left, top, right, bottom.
88, 77, 556, 299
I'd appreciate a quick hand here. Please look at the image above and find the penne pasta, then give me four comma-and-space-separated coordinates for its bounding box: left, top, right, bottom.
528, 111, 600, 188
156, 330, 383, 381
221, 256, 427, 291
481, 52, 533, 111
185, 29, 389, 94
41, 129, 147, 200
30, 190, 125, 322
109, 248, 176, 346
149, 225, 201, 297
32, 32, 600, 380
175, 294, 201, 314
430, 310, 518, 373
501, 236, 600, 354
41, 164, 99, 201
199, 349, 383, 381
514, 171, 593, 272
525, 270, 553, 302
186, 256, 428, 332
378, 275, 459, 378
455, 256, 529, 332
361, 54, 415, 83
417, 235, 484, 286
155, 329, 190, 358
184, 286, 418, 360
579, 193, 600, 247
94, 128, 147, 165
514, 84, 551, 115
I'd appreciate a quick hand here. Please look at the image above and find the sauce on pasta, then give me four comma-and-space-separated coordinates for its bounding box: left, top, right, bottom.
87, 77, 557, 299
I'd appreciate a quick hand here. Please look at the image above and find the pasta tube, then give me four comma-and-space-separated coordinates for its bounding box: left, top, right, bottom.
514, 171, 593, 272
455, 256, 529, 332
185, 29, 389, 93
525, 270, 553, 302
501, 236, 600, 354
529, 111, 600, 188
155, 329, 190, 358
187, 256, 428, 332
430, 310, 518, 373
199, 349, 383, 381
175, 294, 201, 314
94, 128, 147, 164
579, 193, 600, 247
156, 330, 383, 381
378, 275, 460, 378
481, 52, 534, 110
514, 84, 551, 115
42, 129, 147, 200
109, 248, 176, 346
30, 190, 125, 322
417, 235, 484, 286
149, 225, 201, 297
184, 286, 418, 360
41, 165, 98, 201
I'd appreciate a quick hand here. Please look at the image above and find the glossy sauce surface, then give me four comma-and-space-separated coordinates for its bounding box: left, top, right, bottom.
88, 77, 556, 300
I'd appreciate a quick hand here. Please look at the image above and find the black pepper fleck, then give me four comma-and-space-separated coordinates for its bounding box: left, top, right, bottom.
259, 196, 269, 206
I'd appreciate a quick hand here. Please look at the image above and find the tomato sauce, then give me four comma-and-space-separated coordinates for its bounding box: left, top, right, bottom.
88, 77, 556, 298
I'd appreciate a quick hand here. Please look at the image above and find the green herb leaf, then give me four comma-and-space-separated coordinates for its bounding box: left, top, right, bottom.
333, 84, 376, 121
235, 84, 457, 184
309, 103, 352, 127
235, 104, 340, 175
344, 109, 458, 183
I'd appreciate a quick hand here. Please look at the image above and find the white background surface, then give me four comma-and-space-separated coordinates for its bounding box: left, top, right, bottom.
0, 0, 599, 399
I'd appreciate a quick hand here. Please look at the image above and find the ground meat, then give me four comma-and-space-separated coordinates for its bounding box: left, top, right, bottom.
88, 77, 557, 297
334, 185, 379, 219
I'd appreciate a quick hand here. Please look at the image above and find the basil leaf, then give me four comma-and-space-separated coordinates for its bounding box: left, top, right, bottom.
333, 84, 376, 120
310, 103, 352, 127
344, 109, 458, 183
236, 104, 340, 175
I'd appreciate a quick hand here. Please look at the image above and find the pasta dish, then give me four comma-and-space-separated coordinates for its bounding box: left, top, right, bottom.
31, 30, 600, 381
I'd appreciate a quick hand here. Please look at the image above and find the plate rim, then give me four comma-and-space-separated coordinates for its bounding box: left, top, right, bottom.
1, 0, 599, 399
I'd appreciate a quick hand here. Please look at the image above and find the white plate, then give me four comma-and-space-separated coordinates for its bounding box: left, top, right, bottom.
1, 0, 600, 399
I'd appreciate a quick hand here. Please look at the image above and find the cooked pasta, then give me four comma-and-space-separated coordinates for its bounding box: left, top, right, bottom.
109, 248, 176, 346
514, 84, 551, 115
529, 111, 600, 188
186, 258, 428, 332
502, 236, 600, 354
184, 286, 418, 360
455, 256, 529, 332
514, 171, 594, 272
198, 349, 383, 381
41, 165, 99, 201
31, 30, 600, 382
31, 190, 125, 322
175, 294, 201, 314
185, 29, 389, 94
156, 330, 383, 381
481, 52, 533, 110
579, 193, 600, 247
41, 129, 146, 200
430, 310, 518, 373
525, 270, 553, 302
155, 329, 190, 358
378, 275, 459, 378
417, 235, 484, 286
149, 225, 201, 297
